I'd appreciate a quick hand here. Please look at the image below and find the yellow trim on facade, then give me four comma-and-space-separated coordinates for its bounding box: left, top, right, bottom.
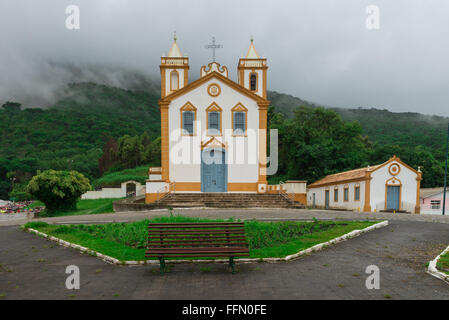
415, 171, 422, 214
249, 71, 258, 92
180, 101, 197, 136
160, 71, 268, 105
384, 177, 402, 211
170, 70, 180, 91
231, 103, 248, 137
159, 102, 170, 182
207, 83, 221, 97
206, 102, 222, 136
363, 172, 372, 212
201, 136, 227, 150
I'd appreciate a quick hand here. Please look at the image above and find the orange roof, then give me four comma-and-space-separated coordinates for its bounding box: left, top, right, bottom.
308, 155, 420, 188
308, 165, 380, 188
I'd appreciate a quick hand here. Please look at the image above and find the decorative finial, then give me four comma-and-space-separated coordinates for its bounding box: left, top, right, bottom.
418, 166, 421, 172
173, 31, 177, 42
250, 35, 254, 43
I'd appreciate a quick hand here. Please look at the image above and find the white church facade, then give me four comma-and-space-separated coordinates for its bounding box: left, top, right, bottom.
146, 37, 274, 203
307, 156, 422, 213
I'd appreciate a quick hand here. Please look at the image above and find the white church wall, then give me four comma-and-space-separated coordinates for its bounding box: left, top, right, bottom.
370, 161, 418, 212
168, 77, 260, 185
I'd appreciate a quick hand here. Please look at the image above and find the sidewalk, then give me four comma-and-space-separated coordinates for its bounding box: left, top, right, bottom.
2, 207, 449, 226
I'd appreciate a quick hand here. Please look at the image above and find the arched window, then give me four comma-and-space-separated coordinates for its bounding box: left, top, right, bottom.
170, 70, 179, 91
250, 73, 257, 91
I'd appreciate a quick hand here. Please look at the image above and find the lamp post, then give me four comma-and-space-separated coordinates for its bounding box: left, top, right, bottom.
443, 123, 449, 215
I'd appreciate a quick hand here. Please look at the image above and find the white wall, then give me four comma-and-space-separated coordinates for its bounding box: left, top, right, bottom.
307, 181, 366, 211
370, 161, 418, 212
284, 181, 307, 194
168, 77, 260, 184
81, 181, 144, 200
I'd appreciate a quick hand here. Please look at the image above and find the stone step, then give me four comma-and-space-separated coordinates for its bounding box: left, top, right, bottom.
155, 192, 305, 209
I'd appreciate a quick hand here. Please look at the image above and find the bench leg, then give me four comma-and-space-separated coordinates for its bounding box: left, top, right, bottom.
229, 257, 235, 274
159, 258, 165, 275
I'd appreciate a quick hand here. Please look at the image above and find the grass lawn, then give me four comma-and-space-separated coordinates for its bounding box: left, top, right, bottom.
437, 251, 449, 276
24, 216, 377, 261
33, 198, 120, 217
92, 165, 150, 189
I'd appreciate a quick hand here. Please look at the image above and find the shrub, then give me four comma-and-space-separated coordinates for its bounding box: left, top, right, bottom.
27, 170, 91, 212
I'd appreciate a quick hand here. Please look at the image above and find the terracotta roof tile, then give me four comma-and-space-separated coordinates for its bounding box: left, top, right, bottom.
308, 165, 381, 188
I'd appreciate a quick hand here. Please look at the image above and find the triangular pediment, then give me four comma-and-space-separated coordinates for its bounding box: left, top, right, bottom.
159, 71, 268, 105
206, 102, 222, 112
201, 136, 227, 149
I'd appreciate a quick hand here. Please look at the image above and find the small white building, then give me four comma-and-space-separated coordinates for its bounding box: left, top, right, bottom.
307, 156, 422, 213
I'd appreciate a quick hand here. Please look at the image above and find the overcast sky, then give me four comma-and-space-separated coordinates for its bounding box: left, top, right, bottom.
1, 0, 449, 116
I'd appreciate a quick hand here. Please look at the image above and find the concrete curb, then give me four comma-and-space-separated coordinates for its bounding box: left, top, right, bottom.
427, 244, 449, 284
26, 220, 389, 266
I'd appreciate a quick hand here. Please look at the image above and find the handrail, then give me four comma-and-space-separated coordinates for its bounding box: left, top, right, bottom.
156, 182, 176, 203
278, 181, 296, 204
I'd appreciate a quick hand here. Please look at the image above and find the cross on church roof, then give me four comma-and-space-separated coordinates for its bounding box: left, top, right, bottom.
204, 37, 223, 62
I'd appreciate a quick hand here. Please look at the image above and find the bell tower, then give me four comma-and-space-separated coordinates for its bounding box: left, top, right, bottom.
160, 33, 189, 98
238, 38, 268, 98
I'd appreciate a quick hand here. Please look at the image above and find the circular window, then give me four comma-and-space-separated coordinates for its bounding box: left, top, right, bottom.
207, 83, 221, 97
388, 163, 401, 176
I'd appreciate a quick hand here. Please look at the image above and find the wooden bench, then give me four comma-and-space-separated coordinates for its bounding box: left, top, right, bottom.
145, 222, 250, 274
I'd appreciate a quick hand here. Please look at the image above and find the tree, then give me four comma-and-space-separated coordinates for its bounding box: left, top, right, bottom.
27, 170, 91, 212
1, 101, 21, 112
271, 106, 370, 183
98, 137, 118, 175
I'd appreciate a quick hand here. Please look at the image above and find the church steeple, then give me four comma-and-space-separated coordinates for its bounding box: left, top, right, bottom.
245, 37, 260, 59
160, 33, 189, 98
168, 32, 182, 57
238, 38, 268, 98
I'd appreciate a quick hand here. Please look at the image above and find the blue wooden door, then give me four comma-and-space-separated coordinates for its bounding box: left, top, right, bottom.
201, 149, 227, 192
386, 186, 400, 210
325, 190, 330, 209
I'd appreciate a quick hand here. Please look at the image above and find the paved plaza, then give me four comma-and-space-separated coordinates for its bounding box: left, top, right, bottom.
0, 208, 448, 299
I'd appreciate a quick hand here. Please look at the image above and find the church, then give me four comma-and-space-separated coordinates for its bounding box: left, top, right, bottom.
145, 36, 281, 203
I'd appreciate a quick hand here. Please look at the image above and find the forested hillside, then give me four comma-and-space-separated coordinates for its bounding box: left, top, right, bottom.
267, 91, 448, 150
1, 82, 448, 199
0, 83, 161, 198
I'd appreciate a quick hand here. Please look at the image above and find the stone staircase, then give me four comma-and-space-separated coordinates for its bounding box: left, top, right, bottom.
155, 193, 305, 209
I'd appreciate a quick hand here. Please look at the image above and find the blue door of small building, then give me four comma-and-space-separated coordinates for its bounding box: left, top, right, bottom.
386, 186, 400, 210
201, 149, 227, 192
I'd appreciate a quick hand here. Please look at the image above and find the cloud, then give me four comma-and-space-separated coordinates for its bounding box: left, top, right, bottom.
0, 0, 448, 115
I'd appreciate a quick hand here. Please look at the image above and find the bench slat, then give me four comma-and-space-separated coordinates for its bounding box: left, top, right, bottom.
149, 235, 245, 239
148, 224, 244, 229
146, 254, 250, 258
146, 222, 249, 274
148, 229, 244, 234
